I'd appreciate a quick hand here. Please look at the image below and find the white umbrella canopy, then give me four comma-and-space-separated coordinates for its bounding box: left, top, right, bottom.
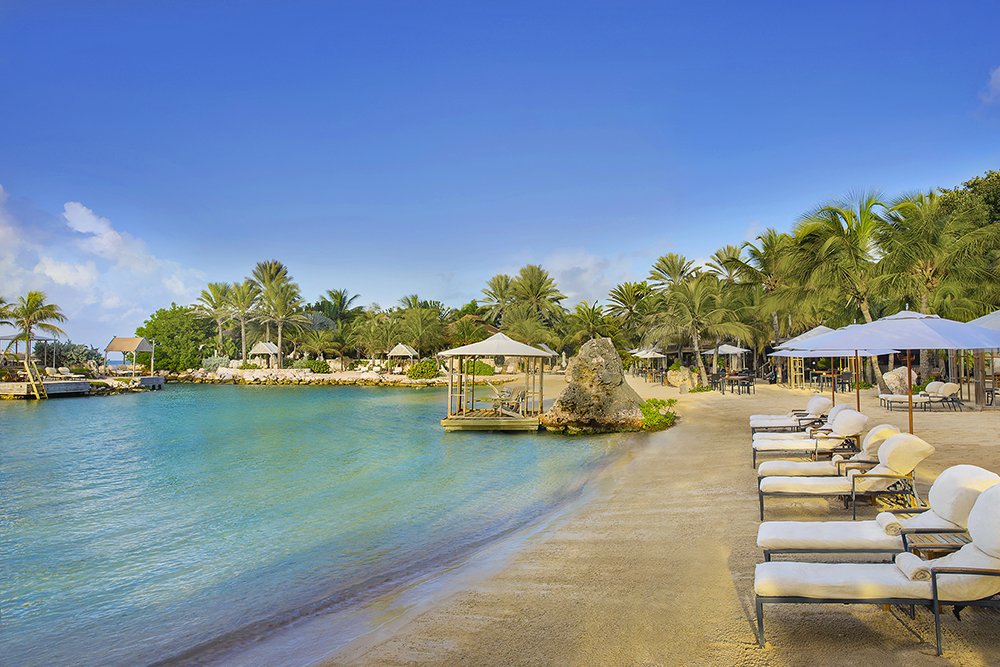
775, 325, 833, 350
970, 309, 1000, 333
439, 332, 554, 358
790, 311, 1000, 352
702, 344, 750, 355
769, 348, 897, 358
782, 311, 1000, 432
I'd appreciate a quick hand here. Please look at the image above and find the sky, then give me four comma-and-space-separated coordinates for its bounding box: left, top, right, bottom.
2, 1, 999, 347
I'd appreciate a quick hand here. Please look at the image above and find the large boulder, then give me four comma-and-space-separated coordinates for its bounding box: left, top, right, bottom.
884, 366, 918, 394
540, 338, 644, 434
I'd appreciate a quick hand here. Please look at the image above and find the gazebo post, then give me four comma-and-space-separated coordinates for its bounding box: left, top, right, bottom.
447, 356, 454, 416
539, 357, 544, 415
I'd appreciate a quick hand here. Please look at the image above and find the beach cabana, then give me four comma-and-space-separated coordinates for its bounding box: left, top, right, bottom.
249, 341, 279, 369
105, 337, 154, 377
438, 332, 555, 431
387, 343, 418, 372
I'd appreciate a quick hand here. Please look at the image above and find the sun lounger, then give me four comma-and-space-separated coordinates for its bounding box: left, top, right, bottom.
754, 484, 1000, 655
927, 382, 962, 411
44, 366, 62, 378
757, 433, 935, 520
749, 396, 833, 433
751, 405, 852, 442
757, 465, 1000, 560
751, 409, 868, 468
57, 366, 86, 379
756, 423, 900, 478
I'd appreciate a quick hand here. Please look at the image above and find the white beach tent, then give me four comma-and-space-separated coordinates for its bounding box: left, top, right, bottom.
782, 311, 1000, 431
775, 325, 833, 350
438, 332, 555, 359
702, 344, 750, 355
970, 309, 1000, 332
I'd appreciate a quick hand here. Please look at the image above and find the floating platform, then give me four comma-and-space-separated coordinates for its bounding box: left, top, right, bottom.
0, 380, 92, 398
440, 410, 540, 432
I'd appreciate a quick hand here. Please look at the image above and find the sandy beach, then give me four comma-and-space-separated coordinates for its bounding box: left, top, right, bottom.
331, 377, 1000, 666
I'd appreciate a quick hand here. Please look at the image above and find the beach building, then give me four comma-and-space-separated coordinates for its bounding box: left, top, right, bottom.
249, 341, 279, 368
387, 343, 418, 373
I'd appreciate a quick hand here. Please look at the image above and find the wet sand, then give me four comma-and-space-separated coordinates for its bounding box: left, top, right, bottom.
330, 378, 1000, 666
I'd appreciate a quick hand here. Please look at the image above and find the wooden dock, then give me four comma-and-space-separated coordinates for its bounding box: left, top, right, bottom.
0, 380, 92, 398
440, 410, 540, 432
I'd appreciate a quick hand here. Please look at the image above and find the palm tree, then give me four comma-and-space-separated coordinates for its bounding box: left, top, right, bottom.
648, 252, 697, 290
879, 190, 1000, 378
705, 245, 743, 285
481, 274, 515, 325
227, 280, 260, 363
794, 191, 901, 388
8, 291, 66, 355
500, 303, 559, 348
645, 274, 752, 385
261, 282, 309, 368
565, 301, 613, 345
402, 307, 446, 356
251, 260, 290, 340
448, 316, 488, 346
736, 229, 796, 343
298, 328, 341, 360
606, 281, 650, 342
511, 264, 565, 322
322, 288, 362, 327
196, 282, 232, 354
0, 296, 10, 328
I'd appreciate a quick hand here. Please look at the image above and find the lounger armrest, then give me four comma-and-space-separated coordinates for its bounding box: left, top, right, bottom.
835, 459, 876, 474
930, 567, 1000, 577
884, 506, 929, 515
899, 527, 966, 535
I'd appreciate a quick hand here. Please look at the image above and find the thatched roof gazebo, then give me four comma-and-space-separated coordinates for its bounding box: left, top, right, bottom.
438, 332, 555, 431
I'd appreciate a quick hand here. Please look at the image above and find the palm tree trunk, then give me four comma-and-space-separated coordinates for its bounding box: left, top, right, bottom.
240, 320, 247, 362
771, 313, 783, 383
859, 300, 888, 391
217, 319, 224, 356
692, 331, 709, 385
277, 323, 283, 369
919, 294, 931, 382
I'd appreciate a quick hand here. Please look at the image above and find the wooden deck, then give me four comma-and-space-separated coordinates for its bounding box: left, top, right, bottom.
0, 380, 92, 398
440, 409, 540, 432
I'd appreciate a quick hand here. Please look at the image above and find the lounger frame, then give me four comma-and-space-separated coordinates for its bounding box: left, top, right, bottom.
755, 569, 1000, 655
751, 433, 860, 468
758, 471, 918, 521
749, 412, 827, 435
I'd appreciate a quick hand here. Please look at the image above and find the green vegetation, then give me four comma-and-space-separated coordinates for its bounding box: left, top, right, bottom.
239, 362, 260, 370
4, 291, 66, 351
292, 358, 330, 373
640, 398, 678, 431
120, 168, 999, 378
135, 304, 214, 372
462, 359, 495, 376
687, 385, 714, 393
406, 359, 440, 379
33, 340, 102, 366
201, 355, 230, 372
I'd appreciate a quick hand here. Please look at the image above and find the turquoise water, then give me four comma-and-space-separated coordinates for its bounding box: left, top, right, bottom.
1, 385, 626, 665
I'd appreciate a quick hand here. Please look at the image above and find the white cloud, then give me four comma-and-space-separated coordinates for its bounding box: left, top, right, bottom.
0, 184, 204, 346
541, 248, 634, 305
33, 256, 99, 289
981, 66, 1000, 105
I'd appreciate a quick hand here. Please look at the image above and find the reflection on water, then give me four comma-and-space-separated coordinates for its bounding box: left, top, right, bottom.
2, 385, 624, 665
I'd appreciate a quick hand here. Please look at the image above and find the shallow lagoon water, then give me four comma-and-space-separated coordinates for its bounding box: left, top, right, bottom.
1, 384, 626, 665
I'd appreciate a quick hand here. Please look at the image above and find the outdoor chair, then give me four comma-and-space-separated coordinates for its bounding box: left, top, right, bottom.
749, 396, 833, 433
837, 371, 853, 392
757, 464, 1000, 561
756, 423, 899, 479
757, 432, 935, 520
44, 367, 61, 378
754, 483, 1000, 656
927, 382, 962, 411
750, 405, 852, 442
879, 380, 941, 411
58, 366, 86, 379
751, 409, 869, 469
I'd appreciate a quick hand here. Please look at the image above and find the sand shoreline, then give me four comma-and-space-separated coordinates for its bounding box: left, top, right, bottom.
325, 377, 1000, 665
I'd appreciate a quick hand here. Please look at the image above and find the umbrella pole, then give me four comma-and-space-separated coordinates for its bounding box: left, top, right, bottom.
854, 350, 861, 411
830, 356, 836, 406
907, 351, 914, 434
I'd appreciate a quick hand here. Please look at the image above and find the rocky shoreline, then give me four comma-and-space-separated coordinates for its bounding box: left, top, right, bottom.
160, 368, 520, 388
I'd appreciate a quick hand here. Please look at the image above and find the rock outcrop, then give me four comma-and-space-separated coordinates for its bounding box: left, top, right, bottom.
666, 367, 696, 391
540, 338, 644, 434
884, 366, 918, 394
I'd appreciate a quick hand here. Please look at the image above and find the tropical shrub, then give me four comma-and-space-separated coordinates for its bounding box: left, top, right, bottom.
688, 384, 713, 393
292, 359, 330, 373
462, 359, 495, 376
640, 398, 678, 431
407, 359, 440, 379
669, 358, 682, 371
201, 355, 230, 372
239, 362, 260, 370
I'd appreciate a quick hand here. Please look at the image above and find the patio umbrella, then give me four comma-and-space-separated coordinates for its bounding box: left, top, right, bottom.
770, 347, 898, 410
782, 311, 1000, 432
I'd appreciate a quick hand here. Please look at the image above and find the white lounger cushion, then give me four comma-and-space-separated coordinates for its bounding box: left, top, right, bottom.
879, 393, 930, 403
967, 484, 1000, 559
757, 511, 959, 551
753, 406, 851, 441
924, 381, 944, 395
755, 561, 929, 599
757, 460, 838, 477
878, 434, 935, 474
750, 396, 832, 424
760, 476, 853, 494
758, 519, 902, 551
854, 424, 901, 459
753, 439, 839, 453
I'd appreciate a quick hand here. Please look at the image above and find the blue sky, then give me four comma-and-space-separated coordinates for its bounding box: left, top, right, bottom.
2, 1, 999, 346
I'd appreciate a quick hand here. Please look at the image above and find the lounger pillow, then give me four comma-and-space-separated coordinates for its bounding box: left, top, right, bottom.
927, 465, 1000, 528
877, 434, 936, 475
806, 395, 833, 417
938, 382, 960, 398
829, 409, 868, 437
856, 424, 900, 459
922, 380, 944, 396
